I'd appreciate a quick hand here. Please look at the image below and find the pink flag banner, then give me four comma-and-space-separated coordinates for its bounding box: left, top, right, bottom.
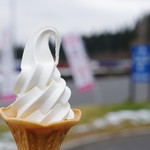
0, 28, 16, 104
63, 34, 94, 93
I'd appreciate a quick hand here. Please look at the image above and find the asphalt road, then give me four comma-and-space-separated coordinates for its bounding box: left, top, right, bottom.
67, 75, 149, 106
65, 133, 150, 150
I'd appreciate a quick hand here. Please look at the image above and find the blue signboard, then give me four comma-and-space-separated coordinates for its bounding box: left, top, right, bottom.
131, 45, 150, 82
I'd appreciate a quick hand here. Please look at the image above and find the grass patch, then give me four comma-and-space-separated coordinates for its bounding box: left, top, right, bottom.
0, 122, 9, 134
78, 101, 150, 124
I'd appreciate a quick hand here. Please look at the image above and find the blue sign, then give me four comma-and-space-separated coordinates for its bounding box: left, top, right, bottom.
131, 45, 150, 82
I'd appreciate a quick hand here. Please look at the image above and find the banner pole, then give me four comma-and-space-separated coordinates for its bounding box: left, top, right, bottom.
129, 78, 136, 102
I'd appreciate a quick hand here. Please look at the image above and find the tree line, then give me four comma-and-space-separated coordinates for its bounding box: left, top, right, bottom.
14, 14, 150, 61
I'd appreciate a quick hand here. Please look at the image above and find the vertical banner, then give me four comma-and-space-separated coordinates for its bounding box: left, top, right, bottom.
63, 34, 94, 92
131, 44, 150, 82
0, 28, 16, 104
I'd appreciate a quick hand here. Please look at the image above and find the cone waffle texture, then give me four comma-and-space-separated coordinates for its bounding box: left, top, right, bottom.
0, 106, 81, 150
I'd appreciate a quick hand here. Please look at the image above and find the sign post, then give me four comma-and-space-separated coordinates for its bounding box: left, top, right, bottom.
130, 44, 150, 101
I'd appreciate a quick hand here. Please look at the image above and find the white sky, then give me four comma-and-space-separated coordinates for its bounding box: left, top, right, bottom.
0, 0, 150, 44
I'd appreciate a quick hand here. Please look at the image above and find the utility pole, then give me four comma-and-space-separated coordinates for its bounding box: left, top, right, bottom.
9, 0, 16, 50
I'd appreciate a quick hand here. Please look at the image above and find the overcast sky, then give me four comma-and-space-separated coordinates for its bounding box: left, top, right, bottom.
0, 0, 150, 44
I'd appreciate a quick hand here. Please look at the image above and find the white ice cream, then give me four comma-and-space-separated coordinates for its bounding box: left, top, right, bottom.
11, 26, 74, 124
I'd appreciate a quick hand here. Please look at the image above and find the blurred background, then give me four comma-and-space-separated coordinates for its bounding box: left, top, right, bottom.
1, 0, 150, 150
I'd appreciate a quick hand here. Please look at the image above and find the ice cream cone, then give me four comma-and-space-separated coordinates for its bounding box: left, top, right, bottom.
0, 106, 81, 150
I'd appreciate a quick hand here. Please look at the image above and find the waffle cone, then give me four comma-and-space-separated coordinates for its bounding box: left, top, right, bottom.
0, 106, 81, 150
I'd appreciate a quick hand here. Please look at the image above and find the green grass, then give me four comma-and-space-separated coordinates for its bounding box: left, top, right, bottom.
0, 122, 9, 134
78, 101, 150, 124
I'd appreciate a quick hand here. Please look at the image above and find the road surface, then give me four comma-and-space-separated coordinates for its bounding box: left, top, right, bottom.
63, 131, 150, 150
67, 75, 149, 106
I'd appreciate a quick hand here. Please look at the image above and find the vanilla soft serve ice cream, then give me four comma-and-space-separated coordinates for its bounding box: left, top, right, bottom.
11, 27, 74, 124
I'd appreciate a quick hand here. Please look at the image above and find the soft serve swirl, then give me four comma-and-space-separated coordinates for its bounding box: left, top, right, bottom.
11, 27, 74, 124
